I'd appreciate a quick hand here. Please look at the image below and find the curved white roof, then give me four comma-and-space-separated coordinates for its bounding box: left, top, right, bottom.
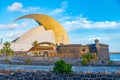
10, 25, 55, 51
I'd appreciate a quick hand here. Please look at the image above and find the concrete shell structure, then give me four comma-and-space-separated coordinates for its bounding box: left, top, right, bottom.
15, 14, 70, 44
10, 25, 56, 51
0, 14, 70, 51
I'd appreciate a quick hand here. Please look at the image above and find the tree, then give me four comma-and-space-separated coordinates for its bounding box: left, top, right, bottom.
32, 41, 40, 51
108, 60, 113, 65
34, 52, 41, 56
0, 42, 14, 61
82, 52, 96, 62
81, 52, 96, 65
53, 60, 73, 74
25, 59, 32, 65
81, 58, 88, 66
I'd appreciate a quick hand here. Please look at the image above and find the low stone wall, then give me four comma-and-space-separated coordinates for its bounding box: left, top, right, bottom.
0, 71, 120, 80
11, 56, 81, 65
1, 56, 120, 66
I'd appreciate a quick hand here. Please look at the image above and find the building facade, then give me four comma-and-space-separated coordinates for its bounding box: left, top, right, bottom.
57, 44, 89, 57
89, 39, 110, 61
57, 39, 110, 61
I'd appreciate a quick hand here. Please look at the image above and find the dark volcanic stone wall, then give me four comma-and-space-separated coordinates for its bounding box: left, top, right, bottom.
96, 44, 110, 61
89, 43, 110, 61
0, 71, 119, 80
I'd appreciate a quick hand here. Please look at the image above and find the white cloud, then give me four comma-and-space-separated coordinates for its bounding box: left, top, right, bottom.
87, 34, 111, 41
47, 2, 120, 31
21, 7, 40, 13
7, 2, 40, 13
7, 2, 23, 11
0, 31, 23, 42
63, 15, 120, 31
0, 21, 28, 30
71, 34, 110, 44
61, 1, 68, 8
70, 32, 120, 45
7, 1, 120, 32
4, 32, 23, 39
49, 8, 64, 15
49, 1, 68, 15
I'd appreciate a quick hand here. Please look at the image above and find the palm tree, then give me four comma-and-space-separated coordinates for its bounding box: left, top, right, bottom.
82, 52, 96, 62
32, 41, 40, 51
0, 42, 14, 60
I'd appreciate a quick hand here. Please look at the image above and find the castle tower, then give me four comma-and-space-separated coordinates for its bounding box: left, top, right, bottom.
95, 39, 99, 48
94, 39, 110, 61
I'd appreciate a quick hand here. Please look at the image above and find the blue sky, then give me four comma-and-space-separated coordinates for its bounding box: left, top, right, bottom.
0, 0, 120, 52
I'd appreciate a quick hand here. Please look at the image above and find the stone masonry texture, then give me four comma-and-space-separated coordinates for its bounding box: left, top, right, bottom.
0, 71, 120, 80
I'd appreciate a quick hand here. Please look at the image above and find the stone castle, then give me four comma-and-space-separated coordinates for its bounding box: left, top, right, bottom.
56, 39, 109, 61
28, 39, 110, 61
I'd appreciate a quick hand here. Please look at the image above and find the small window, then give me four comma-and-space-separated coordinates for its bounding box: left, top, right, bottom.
82, 49, 85, 52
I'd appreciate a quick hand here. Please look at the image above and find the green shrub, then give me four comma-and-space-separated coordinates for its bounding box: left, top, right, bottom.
25, 59, 32, 65
53, 60, 73, 74
82, 52, 95, 62
81, 59, 88, 66
33, 52, 41, 56
34, 52, 39, 56
5, 59, 10, 63
108, 60, 113, 64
